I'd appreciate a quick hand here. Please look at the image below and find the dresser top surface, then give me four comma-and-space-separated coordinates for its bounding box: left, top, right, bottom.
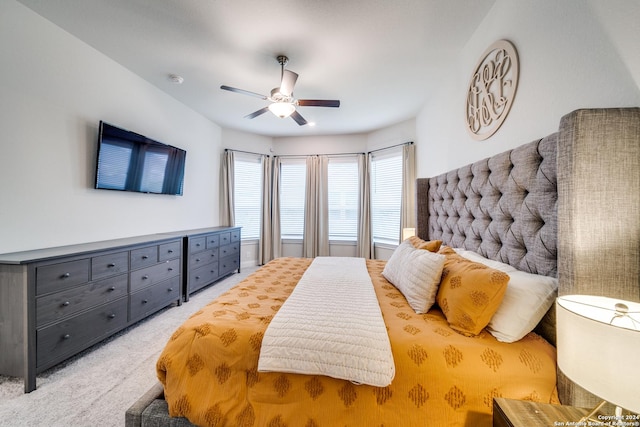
0, 226, 241, 265
0, 234, 181, 265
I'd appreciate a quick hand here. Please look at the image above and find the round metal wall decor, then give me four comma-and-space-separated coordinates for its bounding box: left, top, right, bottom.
465, 40, 519, 140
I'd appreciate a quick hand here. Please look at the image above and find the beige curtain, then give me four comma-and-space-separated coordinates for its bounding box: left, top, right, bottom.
357, 153, 373, 259
258, 155, 272, 265
221, 150, 235, 227
399, 143, 416, 239
302, 155, 329, 257
270, 157, 282, 260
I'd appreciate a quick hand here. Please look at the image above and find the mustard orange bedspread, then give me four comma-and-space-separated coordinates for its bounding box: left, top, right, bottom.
157, 257, 558, 427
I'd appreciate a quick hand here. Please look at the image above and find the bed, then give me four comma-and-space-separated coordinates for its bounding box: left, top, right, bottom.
125, 107, 640, 427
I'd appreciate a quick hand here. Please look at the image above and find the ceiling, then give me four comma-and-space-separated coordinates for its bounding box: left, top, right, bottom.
18, 0, 496, 137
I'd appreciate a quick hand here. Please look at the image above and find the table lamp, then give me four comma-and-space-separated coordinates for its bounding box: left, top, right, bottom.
402, 228, 416, 241
556, 295, 640, 422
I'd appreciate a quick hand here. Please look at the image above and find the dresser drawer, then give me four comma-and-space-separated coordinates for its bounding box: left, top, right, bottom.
130, 246, 158, 270
36, 297, 128, 368
36, 259, 90, 296
159, 241, 181, 262
189, 263, 218, 292
188, 248, 217, 269
206, 234, 220, 248
189, 237, 206, 254
218, 232, 232, 247
130, 258, 180, 292
219, 255, 240, 276
36, 273, 128, 328
230, 229, 241, 242
219, 242, 240, 259
129, 276, 180, 321
91, 251, 128, 281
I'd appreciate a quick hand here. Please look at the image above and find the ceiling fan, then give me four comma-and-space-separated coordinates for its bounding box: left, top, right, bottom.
220, 55, 340, 126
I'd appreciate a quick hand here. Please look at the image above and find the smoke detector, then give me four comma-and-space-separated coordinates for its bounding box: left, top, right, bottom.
168, 74, 184, 84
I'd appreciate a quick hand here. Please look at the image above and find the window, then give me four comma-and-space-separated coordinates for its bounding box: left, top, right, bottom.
279, 159, 306, 239
328, 157, 359, 241
370, 149, 403, 244
233, 154, 263, 240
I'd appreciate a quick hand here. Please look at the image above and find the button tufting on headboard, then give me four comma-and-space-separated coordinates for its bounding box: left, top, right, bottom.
419, 133, 558, 278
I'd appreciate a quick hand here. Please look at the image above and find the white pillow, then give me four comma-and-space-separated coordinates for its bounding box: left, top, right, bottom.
452, 248, 518, 273
382, 240, 445, 314
487, 270, 558, 342
454, 248, 558, 342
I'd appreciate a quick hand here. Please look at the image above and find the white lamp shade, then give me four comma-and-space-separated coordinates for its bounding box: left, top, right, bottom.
402, 228, 416, 240
268, 102, 295, 118
556, 295, 640, 414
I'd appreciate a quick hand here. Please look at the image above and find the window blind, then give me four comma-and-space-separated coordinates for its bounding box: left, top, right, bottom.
279, 159, 306, 239
328, 157, 359, 241
233, 154, 263, 240
371, 149, 402, 244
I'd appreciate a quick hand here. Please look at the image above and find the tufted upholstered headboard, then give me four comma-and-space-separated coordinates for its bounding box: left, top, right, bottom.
416, 135, 558, 278
416, 134, 559, 347
416, 107, 640, 409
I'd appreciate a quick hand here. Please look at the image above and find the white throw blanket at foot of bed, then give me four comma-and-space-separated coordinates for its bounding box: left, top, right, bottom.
258, 257, 395, 387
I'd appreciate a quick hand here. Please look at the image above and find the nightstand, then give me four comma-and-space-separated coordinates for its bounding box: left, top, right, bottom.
493, 398, 590, 427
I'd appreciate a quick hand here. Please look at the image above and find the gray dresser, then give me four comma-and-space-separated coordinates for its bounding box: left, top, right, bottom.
181, 227, 241, 301
0, 235, 183, 392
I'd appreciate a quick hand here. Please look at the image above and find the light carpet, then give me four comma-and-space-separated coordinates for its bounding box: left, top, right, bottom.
0, 267, 257, 427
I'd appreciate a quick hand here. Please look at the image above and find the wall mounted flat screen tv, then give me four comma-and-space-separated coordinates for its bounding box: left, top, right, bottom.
95, 121, 186, 195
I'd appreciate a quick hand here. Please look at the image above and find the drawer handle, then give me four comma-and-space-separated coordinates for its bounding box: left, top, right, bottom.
63, 334, 71, 340
195, 258, 201, 262
61, 272, 71, 279
107, 263, 116, 268
142, 299, 148, 304
168, 287, 174, 292
142, 255, 149, 260
142, 275, 149, 280
168, 249, 174, 254
108, 286, 116, 291
168, 267, 174, 272
195, 276, 200, 280
108, 313, 116, 319
196, 243, 201, 247
62, 301, 70, 307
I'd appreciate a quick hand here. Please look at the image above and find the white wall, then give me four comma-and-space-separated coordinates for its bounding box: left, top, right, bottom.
415, 0, 640, 178
366, 118, 416, 152
221, 128, 273, 155
0, 1, 223, 254
273, 134, 367, 155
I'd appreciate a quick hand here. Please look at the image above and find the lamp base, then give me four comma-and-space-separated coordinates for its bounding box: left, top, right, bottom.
577, 401, 620, 424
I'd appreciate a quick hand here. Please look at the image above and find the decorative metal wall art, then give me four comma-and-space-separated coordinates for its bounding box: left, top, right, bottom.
465, 40, 519, 140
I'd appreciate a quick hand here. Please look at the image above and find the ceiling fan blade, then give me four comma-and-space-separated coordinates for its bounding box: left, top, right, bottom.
280, 70, 298, 97
290, 110, 308, 126
297, 99, 341, 108
244, 107, 270, 119
220, 85, 268, 100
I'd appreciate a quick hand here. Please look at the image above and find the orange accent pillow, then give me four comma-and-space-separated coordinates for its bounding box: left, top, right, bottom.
407, 236, 442, 252
436, 247, 510, 336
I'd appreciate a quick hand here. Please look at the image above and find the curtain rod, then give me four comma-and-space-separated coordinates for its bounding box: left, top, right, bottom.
224, 148, 269, 156
226, 141, 413, 158
368, 141, 413, 154
275, 152, 365, 159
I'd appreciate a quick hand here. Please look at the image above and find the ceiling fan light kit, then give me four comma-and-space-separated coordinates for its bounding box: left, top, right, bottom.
268, 102, 296, 118
220, 55, 340, 126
